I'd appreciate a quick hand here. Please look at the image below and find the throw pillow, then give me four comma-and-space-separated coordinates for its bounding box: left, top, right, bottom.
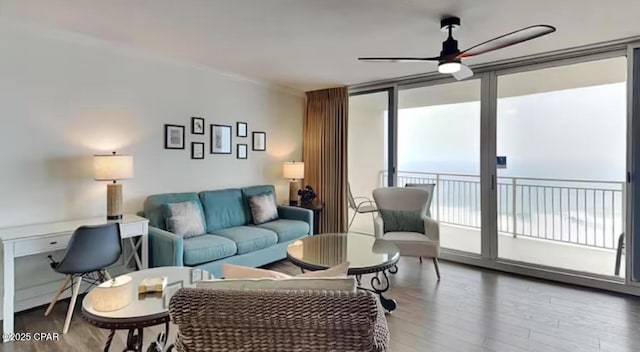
223, 263, 291, 279
223, 262, 350, 279
197, 277, 357, 293
297, 261, 350, 278
162, 201, 206, 238
248, 192, 279, 225
379, 209, 425, 234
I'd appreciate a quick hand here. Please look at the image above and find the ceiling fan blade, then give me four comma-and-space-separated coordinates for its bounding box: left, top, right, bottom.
452, 63, 474, 80
358, 57, 440, 63
457, 25, 556, 58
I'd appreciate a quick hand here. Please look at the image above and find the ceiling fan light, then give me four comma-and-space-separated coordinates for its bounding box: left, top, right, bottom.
438, 61, 461, 74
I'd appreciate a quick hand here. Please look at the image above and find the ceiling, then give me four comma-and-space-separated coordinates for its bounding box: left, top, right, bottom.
4, 0, 640, 93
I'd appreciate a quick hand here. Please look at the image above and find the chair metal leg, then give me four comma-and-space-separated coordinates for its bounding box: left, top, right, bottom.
63, 276, 82, 334
102, 269, 112, 281
615, 233, 625, 276
348, 211, 358, 229
433, 258, 441, 281
419, 256, 423, 263
44, 275, 72, 316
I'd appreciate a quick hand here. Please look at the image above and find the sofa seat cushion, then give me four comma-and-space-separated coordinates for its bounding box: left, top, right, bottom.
257, 219, 310, 243
211, 226, 278, 254
183, 235, 237, 266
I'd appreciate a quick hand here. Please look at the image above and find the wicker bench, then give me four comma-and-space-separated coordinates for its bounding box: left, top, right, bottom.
169, 288, 390, 352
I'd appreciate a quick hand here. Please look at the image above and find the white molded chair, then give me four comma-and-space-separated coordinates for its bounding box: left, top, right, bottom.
347, 183, 377, 229
372, 187, 441, 280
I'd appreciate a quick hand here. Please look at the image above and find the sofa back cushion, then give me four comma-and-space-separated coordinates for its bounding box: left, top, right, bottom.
143, 192, 202, 230
241, 185, 276, 224
199, 189, 246, 231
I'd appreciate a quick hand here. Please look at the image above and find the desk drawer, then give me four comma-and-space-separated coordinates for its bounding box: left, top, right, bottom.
120, 222, 145, 238
14, 233, 71, 256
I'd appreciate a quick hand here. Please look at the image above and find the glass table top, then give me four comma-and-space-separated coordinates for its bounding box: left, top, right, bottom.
287, 233, 399, 272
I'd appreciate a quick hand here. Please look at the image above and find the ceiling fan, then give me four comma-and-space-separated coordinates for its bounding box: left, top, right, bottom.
358, 17, 556, 80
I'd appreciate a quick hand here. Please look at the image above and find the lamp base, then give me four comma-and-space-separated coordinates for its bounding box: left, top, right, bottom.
106, 183, 123, 220
289, 180, 300, 206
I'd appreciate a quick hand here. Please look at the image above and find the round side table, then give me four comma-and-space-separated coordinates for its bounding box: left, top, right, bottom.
82, 266, 209, 352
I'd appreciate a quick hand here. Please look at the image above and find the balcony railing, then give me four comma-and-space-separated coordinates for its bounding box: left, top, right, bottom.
380, 171, 625, 250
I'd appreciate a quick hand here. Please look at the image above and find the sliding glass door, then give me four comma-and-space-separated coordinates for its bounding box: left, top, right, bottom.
495, 56, 628, 277
397, 80, 482, 254
349, 47, 638, 291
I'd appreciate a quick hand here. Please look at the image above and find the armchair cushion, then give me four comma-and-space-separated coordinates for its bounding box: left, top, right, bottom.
378, 209, 425, 234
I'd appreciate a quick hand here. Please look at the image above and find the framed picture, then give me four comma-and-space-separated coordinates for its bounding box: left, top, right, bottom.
191, 117, 205, 135
164, 124, 185, 149
237, 144, 248, 159
191, 142, 205, 159
236, 122, 247, 137
252, 131, 266, 151
210, 124, 232, 154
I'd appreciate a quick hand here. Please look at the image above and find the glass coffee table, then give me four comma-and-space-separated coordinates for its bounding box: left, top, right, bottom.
287, 232, 400, 312
82, 266, 210, 352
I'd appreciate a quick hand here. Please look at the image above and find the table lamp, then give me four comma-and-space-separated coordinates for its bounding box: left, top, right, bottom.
94, 152, 134, 220
283, 161, 304, 206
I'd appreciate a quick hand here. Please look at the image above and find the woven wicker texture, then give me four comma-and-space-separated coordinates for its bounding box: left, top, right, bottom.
169, 288, 390, 352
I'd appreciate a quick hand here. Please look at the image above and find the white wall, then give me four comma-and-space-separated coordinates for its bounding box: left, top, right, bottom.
0, 21, 305, 228
347, 93, 387, 234
0, 21, 304, 314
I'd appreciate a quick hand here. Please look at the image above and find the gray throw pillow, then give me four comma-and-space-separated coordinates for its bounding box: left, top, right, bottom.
248, 192, 279, 225
378, 209, 425, 234
162, 201, 206, 238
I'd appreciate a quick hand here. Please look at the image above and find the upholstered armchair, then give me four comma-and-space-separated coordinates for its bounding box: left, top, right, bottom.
372, 187, 441, 279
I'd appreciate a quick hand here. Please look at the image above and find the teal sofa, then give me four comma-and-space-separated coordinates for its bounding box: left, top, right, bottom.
142, 185, 313, 278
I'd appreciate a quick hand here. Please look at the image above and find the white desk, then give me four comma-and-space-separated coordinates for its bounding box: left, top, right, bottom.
0, 214, 149, 336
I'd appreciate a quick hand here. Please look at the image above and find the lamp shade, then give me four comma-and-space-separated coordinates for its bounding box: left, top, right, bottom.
283, 161, 304, 180
94, 153, 134, 181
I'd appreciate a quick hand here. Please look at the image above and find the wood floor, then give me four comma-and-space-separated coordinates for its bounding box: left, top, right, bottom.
4, 258, 640, 352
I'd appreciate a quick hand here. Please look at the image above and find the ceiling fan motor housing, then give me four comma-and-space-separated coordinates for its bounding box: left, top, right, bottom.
440, 16, 462, 59
440, 36, 460, 58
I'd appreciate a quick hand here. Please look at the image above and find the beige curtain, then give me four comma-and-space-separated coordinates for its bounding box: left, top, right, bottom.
303, 87, 348, 233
